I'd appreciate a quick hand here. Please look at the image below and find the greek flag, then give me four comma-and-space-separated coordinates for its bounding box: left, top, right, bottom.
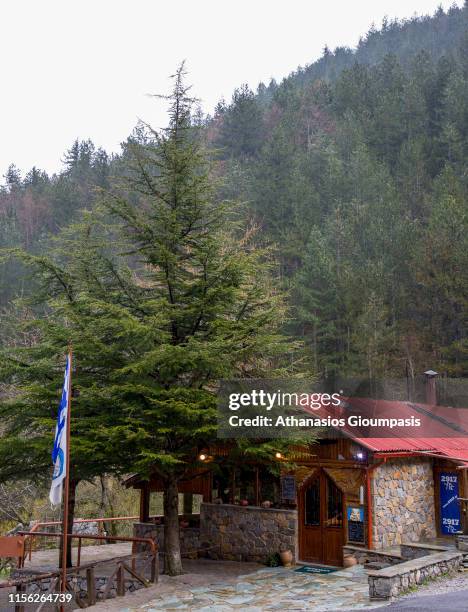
49, 355, 70, 505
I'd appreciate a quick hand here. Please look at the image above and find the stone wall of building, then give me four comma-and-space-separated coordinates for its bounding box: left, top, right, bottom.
372, 457, 436, 548
199, 503, 297, 563
133, 522, 200, 557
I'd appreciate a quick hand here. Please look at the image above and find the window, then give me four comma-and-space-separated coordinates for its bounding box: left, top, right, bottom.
305, 480, 320, 526
326, 479, 343, 527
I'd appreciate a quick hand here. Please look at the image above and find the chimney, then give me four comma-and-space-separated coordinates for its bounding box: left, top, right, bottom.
424, 370, 438, 405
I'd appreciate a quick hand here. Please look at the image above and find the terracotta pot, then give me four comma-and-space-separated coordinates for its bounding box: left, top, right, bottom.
343, 554, 357, 568
279, 549, 293, 567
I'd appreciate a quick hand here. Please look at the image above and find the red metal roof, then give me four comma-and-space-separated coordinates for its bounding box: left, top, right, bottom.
310, 397, 468, 466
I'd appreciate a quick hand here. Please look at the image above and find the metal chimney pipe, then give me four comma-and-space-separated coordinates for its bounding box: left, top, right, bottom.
424, 370, 438, 405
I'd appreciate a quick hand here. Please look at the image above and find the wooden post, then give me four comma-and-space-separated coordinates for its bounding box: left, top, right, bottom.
98, 521, 104, 545
230, 469, 235, 504
15, 583, 25, 612
86, 567, 96, 605
183, 493, 193, 515
116, 563, 125, 596
77, 538, 82, 567
464, 470, 468, 536
139, 484, 150, 523
255, 468, 260, 506
150, 552, 159, 583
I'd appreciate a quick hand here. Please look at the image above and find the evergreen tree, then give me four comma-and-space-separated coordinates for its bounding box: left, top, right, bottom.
0, 65, 289, 574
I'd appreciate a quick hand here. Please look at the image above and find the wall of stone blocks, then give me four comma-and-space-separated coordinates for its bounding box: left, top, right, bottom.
199, 503, 297, 563
371, 457, 436, 548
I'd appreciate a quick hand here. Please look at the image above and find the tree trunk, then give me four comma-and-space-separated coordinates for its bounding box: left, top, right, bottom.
163, 477, 183, 575
59, 478, 78, 568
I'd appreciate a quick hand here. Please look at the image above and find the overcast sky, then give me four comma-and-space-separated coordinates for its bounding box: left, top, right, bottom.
0, 0, 461, 179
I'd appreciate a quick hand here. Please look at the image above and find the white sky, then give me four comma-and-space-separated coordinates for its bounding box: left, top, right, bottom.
0, 0, 461, 179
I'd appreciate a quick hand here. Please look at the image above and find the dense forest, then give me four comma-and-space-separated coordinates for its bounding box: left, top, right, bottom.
1, 3, 467, 385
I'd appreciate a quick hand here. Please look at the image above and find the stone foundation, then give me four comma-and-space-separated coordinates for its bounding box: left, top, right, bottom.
368, 550, 462, 600
372, 458, 436, 548
457, 535, 468, 552
400, 542, 450, 560
199, 503, 297, 563
343, 545, 402, 566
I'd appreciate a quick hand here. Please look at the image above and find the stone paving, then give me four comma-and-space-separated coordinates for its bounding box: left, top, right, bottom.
134, 565, 388, 611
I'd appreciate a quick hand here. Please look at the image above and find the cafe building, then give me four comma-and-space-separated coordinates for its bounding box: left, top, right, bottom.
129, 385, 468, 566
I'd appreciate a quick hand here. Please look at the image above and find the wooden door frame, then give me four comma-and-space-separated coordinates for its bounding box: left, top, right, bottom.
298, 469, 321, 563
298, 468, 346, 565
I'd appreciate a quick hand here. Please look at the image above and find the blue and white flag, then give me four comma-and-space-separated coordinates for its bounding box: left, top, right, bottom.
49, 355, 70, 505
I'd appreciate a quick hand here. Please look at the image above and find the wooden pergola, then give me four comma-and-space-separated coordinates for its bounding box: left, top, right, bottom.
124, 470, 212, 522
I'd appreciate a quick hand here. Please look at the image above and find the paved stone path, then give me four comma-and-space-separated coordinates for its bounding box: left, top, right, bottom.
134, 565, 387, 611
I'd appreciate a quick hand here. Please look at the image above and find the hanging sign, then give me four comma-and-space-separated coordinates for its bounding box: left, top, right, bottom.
439, 472, 461, 535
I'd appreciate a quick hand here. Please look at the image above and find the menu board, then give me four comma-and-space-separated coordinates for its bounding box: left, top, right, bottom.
347, 506, 365, 543
280, 475, 296, 501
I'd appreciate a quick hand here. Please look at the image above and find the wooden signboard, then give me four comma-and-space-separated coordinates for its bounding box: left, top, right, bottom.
281, 475, 296, 501
0, 536, 25, 566
347, 506, 365, 544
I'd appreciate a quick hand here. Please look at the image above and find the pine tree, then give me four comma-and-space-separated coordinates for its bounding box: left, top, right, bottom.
0, 65, 289, 574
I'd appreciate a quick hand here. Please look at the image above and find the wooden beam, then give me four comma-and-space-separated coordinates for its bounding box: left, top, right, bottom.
121, 562, 150, 587
139, 483, 150, 523
102, 565, 120, 600
255, 468, 260, 506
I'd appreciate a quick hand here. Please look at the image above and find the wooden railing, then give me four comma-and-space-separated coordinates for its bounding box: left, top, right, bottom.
0, 533, 158, 611
23, 516, 159, 562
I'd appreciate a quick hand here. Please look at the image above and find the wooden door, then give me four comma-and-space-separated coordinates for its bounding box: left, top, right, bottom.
298, 470, 344, 566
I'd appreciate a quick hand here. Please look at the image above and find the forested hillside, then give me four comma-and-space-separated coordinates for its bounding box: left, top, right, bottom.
1, 3, 467, 383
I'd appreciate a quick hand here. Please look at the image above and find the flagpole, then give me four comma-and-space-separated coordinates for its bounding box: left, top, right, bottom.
60, 348, 72, 609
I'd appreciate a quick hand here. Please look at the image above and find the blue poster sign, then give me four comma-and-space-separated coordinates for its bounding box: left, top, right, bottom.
439, 472, 461, 535
347, 507, 364, 522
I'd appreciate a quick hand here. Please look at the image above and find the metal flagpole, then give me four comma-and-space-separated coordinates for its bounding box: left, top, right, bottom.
60, 348, 73, 610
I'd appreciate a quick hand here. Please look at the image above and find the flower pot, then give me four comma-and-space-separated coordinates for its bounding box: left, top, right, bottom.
343, 554, 357, 568
261, 500, 272, 508
240, 499, 249, 506
279, 549, 293, 567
